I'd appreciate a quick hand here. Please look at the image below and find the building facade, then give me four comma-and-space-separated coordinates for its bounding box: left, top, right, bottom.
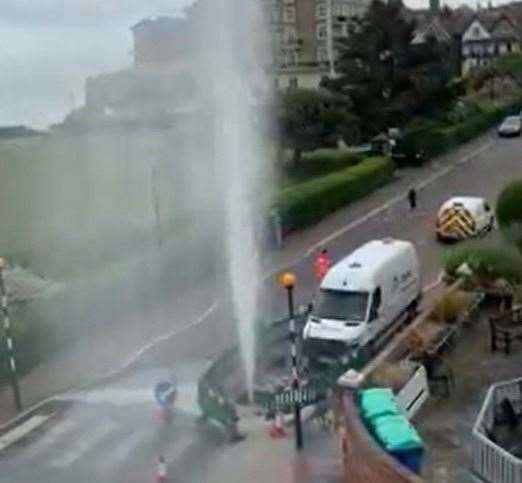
267, 0, 371, 90
411, 5, 520, 76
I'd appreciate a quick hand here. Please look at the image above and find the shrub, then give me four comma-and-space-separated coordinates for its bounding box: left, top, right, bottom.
444, 243, 522, 285
497, 180, 522, 252
429, 290, 475, 324
400, 98, 521, 165
282, 149, 364, 182
277, 157, 393, 233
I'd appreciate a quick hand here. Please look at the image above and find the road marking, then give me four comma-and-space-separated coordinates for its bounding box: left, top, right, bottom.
96, 426, 154, 473
296, 140, 494, 263
19, 419, 77, 461
99, 301, 219, 381
49, 421, 118, 468
0, 415, 50, 452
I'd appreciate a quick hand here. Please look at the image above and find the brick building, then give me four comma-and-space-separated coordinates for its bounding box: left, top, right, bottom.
267, 0, 371, 90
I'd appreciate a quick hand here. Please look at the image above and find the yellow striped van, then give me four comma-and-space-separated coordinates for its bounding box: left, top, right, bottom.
436, 197, 494, 242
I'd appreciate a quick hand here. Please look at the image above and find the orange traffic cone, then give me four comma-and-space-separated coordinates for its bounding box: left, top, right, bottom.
269, 412, 287, 439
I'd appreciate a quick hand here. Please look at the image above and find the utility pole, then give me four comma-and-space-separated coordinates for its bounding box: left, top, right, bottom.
0, 258, 22, 412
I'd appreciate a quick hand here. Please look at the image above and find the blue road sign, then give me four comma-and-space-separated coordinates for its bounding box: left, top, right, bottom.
155, 381, 177, 407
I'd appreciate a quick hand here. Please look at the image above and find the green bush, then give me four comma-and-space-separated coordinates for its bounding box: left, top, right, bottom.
400, 99, 521, 165
283, 149, 364, 182
497, 180, 522, 251
277, 157, 393, 233
444, 243, 522, 284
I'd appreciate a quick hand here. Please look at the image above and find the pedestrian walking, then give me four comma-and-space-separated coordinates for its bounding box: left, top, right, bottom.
314, 248, 331, 283
408, 187, 417, 211
156, 455, 167, 483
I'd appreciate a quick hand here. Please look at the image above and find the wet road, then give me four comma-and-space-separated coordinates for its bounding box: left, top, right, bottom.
2, 133, 522, 482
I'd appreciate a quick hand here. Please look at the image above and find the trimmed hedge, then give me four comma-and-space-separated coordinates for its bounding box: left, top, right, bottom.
399, 100, 521, 165
444, 243, 522, 284
277, 156, 393, 233
497, 180, 522, 251
282, 149, 364, 183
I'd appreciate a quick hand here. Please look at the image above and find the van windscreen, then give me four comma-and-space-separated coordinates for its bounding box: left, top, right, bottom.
314, 289, 369, 323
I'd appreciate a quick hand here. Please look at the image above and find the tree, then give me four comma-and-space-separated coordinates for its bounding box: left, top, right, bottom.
332, 0, 452, 135
277, 88, 357, 164
497, 180, 522, 252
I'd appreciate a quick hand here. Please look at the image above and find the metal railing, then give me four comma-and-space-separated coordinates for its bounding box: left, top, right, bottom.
472, 377, 522, 483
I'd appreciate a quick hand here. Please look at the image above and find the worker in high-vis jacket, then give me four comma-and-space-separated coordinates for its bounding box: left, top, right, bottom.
314, 248, 331, 283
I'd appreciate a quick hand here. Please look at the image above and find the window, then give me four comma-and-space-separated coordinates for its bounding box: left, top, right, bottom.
484, 202, 491, 212
316, 3, 327, 19
508, 42, 512, 53
317, 47, 329, 63
283, 6, 296, 22
271, 7, 280, 23
473, 26, 481, 37
369, 287, 381, 322
283, 51, 299, 66
289, 77, 299, 89
317, 23, 327, 39
314, 289, 370, 323
283, 26, 297, 42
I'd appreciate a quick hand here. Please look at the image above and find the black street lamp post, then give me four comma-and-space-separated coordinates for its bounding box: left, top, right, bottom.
279, 272, 303, 450
0, 258, 22, 412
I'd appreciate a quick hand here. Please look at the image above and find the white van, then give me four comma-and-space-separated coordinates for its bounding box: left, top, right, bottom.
303, 239, 421, 360
436, 196, 494, 242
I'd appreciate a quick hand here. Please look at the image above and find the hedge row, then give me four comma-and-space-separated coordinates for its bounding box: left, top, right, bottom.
401, 100, 521, 164
282, 149, 364, 183
277, 156, 393, 233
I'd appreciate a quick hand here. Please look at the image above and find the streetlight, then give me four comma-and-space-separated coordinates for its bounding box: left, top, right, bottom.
0, 258, 22, 412
278, 271, 303, 450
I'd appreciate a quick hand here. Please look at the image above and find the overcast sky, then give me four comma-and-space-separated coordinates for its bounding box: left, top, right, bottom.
0, 0, 502, 128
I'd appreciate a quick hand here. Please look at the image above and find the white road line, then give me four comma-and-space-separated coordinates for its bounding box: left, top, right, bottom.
99, 301, 219, 381
96, 427, 154, 473
20, 419, 77, 461
294, 140, 494, 264
0, 415, 50, 452
48, 421, 118, 468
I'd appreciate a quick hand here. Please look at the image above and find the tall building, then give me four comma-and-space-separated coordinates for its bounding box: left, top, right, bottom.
267, 0, 371, 90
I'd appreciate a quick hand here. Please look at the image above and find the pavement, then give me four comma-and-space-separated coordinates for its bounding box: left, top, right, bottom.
416, 303, 522, 483
1, 130, 522, 482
